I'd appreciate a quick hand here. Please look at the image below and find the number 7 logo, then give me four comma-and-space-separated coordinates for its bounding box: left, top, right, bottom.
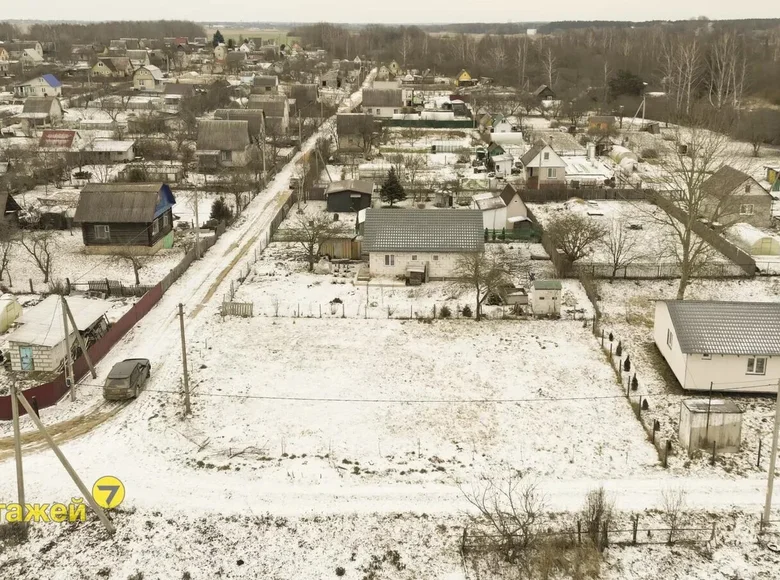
92, 476, 126, 509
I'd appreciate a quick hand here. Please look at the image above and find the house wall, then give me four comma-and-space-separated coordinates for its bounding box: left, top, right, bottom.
706, 186, 773, 228
530, 288, 561, 315
368, 251, 462, 280
505, 195, 528, 222
480, 207, 508, 230
654, 302, 689, 388
219, 147, 249, 168
494, 158, 513, 178
364, 106, 398, 119
18, 78, 62, 98
134, 70, 160, 91
338, 134, 365, 151
9, 338, 69, 372
80, 208, 173, 250
326, 191, 372, 213
685, 353, 779, 394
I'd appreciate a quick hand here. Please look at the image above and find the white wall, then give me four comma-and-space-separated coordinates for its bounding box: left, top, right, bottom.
653, 302, 689, 388
369, 251, 461, 279
505, 195, 528, 222
480, 207, 507, 230
685, 353, 779, 394
530, 289, 560, 315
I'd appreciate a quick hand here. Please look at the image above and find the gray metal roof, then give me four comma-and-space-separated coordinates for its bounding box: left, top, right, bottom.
663, 300, 780, 355
363, 209, 484, 253
533, 280, 562, 290
326, 180, 374, 196
74, 183, 168, 223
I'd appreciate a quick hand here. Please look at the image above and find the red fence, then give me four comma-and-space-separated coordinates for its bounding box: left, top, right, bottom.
0, 284, 164, 420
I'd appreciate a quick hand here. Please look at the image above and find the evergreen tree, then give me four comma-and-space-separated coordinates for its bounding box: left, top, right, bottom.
210, 196, 233, 223
379, 167, 406, 207
212, 30, 225, 47
227, 38, 235, 49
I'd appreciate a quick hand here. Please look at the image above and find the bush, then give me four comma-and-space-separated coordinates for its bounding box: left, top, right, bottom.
641, 148, 659, 159
462, 305, 473, 318
335, 567, 346, 577
210, 196, 234, 223
439, 305, 451, 319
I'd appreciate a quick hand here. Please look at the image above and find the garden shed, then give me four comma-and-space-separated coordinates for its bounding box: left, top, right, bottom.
678, 399, 743, 455
725, 223, 780, 256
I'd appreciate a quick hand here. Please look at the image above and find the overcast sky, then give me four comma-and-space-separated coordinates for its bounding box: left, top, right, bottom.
3, 1, 772, 24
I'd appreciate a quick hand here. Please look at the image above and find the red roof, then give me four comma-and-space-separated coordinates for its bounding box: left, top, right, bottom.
39, 129, 76, 149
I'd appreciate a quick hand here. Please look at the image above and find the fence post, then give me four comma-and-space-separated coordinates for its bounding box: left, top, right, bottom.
29, 278, 33, 293
66, 278, 71, 295
757, 438, 762, 468
601, 522, 608, 551
105, 278, 111, 297
710, 522, 716, 542
577, 520, 581, 545
632, 515, 639, 545
433, 304, 436, 319
710, 440, 717, 465
663, 440, 671, 468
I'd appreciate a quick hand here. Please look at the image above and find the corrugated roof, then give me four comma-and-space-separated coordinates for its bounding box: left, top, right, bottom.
197, 120, 250, 151
41, 74, 62, 88
336, 113, 373, 136
214, 109, 265, 136
663, 300, 780, 355
22, 97, 58, 115
7, 295, 112, 347
253, 75, 278, 87
363, 209, 484, 253
362, 88, 403, 108
73, 183, 172, 224
326, 180, 374, 196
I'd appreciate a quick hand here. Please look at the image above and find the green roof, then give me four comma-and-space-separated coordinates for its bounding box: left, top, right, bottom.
533, 280, 562, 290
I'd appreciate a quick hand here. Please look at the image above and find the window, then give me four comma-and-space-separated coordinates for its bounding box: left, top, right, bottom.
220, 150, 232, 162
366, 108, 372, 113
547, 168, 557, 178
744, 183, 751, 193
411, 255, 417, 260
163, 213, 169, 228
152, 219, 160, 236
701, 353, 711, 360
739, 204, 754, 215
543, 152, 549, 160
747, 356, 767, 375
384, 255, 394, 266
394, 109, 399, 114
666, 329, 673, 348
94, 225, 110, 240
433, 255, 439, 261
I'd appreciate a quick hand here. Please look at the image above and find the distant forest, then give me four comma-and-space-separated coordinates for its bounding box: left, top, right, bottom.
0, 20, 206, 46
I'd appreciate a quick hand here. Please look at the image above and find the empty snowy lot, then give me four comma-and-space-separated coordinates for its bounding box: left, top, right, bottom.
174, 317, 659, 480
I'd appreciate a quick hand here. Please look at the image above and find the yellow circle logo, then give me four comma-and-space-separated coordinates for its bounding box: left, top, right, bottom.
92, 476, 125, 509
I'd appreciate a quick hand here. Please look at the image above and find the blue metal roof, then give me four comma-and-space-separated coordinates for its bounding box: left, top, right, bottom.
41, 74, 62, 88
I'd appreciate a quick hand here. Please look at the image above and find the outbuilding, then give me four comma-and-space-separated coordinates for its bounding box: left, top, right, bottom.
725, 223, 780, 256
678, 399, 743, 455
326, 180, 374, 212
529, 280, 562, 316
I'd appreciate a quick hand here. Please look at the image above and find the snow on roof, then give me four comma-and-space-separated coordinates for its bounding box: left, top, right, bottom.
7, 295, 112, 347
474, 195, 506, 211
85, 139, 135, 152
682, 399, 742, 414
562, 156, 613, 180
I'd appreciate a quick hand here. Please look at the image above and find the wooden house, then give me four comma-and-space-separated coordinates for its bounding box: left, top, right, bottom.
196, 119, 252, 169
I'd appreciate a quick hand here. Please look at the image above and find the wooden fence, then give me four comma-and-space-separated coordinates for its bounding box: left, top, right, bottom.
82, 279, 155, 297
518, 187, 653, 203
221, 302, 253, 318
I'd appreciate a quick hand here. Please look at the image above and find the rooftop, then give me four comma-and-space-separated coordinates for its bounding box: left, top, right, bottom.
5, 295, 112, 347
363, 209, 484, 254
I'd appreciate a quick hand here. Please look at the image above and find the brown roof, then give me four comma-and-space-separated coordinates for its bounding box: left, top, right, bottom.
361, 88, 403, 108
289, 84, 318, 108
247, 95, 287, 117
326, 180, 374, 196
702, 166, 765, 198
197, 120, 251, 151
500, 184, 520, 206
336, 113, 373, 136
253, 75, 278, 87
22, 97, 59, 115
214, 109, 265, 137
74, 183, 168, 223
38, 129, 77, 149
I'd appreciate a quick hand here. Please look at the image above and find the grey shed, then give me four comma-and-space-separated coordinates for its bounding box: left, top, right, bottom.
363, 209, 485, 253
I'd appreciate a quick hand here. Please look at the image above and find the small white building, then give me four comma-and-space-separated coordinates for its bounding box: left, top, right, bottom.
5, 296, 111, 373
471, 192, 507, 230
678, 399, 743, 455
362, 209, 484, 282
530, 280, 562, 316
491, 153, 514, 178
654, 300, 780, 394
520, 142, 566, 189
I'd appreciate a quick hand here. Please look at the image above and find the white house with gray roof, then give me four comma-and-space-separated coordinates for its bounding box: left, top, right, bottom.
654, 300, 780, 394
362, 209, 484, 282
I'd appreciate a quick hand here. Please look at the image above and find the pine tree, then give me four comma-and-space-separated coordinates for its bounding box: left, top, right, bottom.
380, 167, 406, 207
210, 196, 233, 223
212, 30, 225, 47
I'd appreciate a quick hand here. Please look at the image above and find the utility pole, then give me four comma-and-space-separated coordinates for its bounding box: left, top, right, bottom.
62, 296, 96, 378
61, 296, 75, 401
178, 304, 191, 416
261, 125, 267, 186
193, 181, 201, 259
15, 392, 116, 534
762, 378, 780, 525
11, 379, 27, 525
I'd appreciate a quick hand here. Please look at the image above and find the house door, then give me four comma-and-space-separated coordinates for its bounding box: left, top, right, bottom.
19, 346, 34, 371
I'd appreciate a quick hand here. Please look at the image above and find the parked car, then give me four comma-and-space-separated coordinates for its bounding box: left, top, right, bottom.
103, 358, 151, 401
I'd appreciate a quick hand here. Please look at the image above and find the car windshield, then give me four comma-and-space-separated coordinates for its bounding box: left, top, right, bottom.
105, 377, 130, 388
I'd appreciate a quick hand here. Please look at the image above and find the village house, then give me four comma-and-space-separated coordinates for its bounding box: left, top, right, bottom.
700, 166, 773, 228
37, 129, 83, 165
336, 113, 374, 152
127, 49, 151, 68
533, 85, 556, 101
387, 60, 400, 76
17, 96, 63, 129
81, 140, 137, 163
490, 153, 515, 178
0, 47, 9, 61
500, 184, 533, 232
361, 88, 403, 119
73, 183, 176, 255
654, 300, 780, 394
196, 119, 252, 170
252, 75, 279, 94
376, 65, 391, 81
92, 57, 134, 78
162, 83, 195, 110
520, 141, 567, 189
19, 48, 44, 68
214, 108, 266, 141
362, 209, 484, 282
133, 65, 164, 91
588, 115, 618, 133
455, 70, 477, 87
13, 74, 62, 98
326, 180, 374, 212
1, 41, 43, 60
6, 295, 111, 373
247, 95, 289, 134
320, 70, 343, 89
288, 84, 319, 115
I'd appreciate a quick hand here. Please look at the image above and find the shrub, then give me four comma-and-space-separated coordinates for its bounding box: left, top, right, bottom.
439, 305, 452, 319
641, 148, 659, 159
210, 196, 234, 223
462, 305, 473, 318
335, 567, 346, 577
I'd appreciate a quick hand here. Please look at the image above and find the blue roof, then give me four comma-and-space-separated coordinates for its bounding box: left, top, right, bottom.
41, 74, 62, 88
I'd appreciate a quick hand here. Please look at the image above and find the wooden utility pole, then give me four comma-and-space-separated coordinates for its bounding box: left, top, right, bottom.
194, 182, 201, 260
62, 296, 96, 379
15, 392, 116, 534
178, 303, 191, 416
762, 379, 780, 525
11, 380, 27, 525
61, 296, 75, 401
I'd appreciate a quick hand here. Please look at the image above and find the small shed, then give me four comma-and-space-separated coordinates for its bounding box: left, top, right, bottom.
0, 294, 22, 333
325, 180, 374, 213
530, 280, 562, 316
725, 223, 780, 256
678, 399, 743, 455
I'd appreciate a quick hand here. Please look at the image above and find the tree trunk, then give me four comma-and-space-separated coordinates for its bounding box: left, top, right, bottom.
475, 290, 481, 321
676, 270, 690, 300
133, 261, 140, 285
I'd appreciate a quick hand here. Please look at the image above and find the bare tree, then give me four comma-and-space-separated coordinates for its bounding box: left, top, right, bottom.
451, 249, 513, 321
0, 220, 18, 286
20, 230, 55, 283
581, 487, 614, 548
601, 220, 643, 279
402, 154, 428, 201
707, 31, 747, 110
545, 213, 607, 273
661, 487, 687, 545
117, 252, 144, 286
281, 211, 349, 271
541, 46, 557, 88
